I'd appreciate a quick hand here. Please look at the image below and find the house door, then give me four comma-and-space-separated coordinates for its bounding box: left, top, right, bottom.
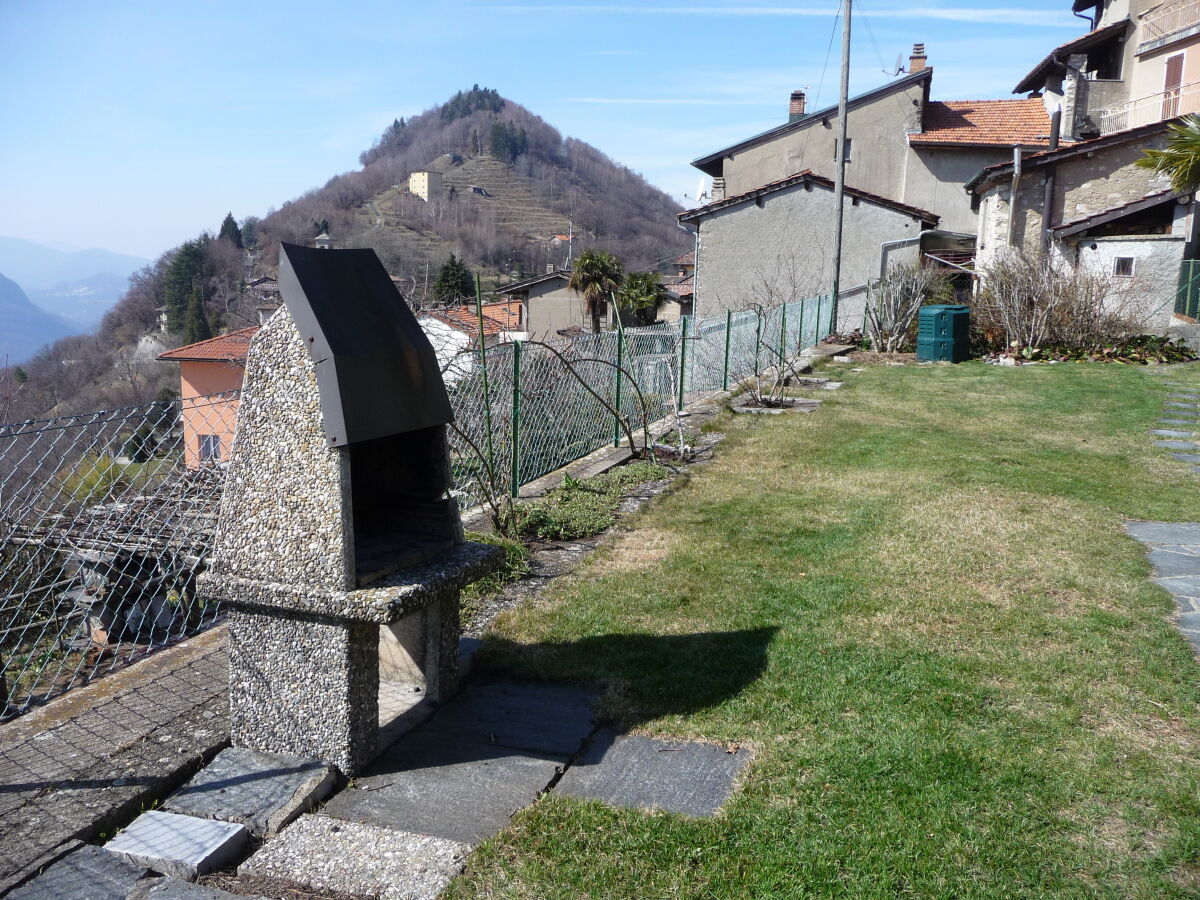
1164, 54, 1184, 120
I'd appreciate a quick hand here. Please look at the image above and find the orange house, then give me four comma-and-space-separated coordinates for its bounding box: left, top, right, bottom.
158, 327, 258, 467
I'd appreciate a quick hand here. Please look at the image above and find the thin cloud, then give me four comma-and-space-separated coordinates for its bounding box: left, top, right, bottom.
495, 6, 1076, 25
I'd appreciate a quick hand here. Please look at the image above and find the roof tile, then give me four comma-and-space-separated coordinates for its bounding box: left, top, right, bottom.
157, 326, 258, 362
911, 99, 1059, 148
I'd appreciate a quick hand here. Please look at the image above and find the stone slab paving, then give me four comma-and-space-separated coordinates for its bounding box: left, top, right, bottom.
164, 746, 335, 838
419, 679, 596, 757
1166, 401, 1199, 409
6, 844, 148, 900
556, 728, 752, 818
1155, 440, 1199, 450
104, 811, 247, 880
1125, 522, 1200, 653
1153, 429, 1195, 438
320, 731, 566, 844
1160, 418, 1200, 426
240, 815, 468, 900
0, 629, 229, 894
1171, 453, 1200, 463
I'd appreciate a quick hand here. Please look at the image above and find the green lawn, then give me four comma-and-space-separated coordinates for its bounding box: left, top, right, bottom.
451, 361, 1200, 899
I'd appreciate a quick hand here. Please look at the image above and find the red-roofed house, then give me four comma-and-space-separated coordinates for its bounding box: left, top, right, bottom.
157, 327, 257, 467
417, 300, 525, 383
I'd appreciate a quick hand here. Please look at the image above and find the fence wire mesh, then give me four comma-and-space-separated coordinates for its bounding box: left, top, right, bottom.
0, 294, 830, 718
0, 393, 235, 717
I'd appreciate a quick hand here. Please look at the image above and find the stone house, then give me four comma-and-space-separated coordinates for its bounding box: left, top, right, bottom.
494, 270, 617, 337
417, 301, 524, 384
969, 0, 1200, 327
679, 172, 944, 327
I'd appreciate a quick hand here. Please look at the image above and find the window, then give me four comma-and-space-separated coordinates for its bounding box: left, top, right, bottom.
198, 434, 221, 462
834, 137, 852, 163
1113, 256, 1135, 277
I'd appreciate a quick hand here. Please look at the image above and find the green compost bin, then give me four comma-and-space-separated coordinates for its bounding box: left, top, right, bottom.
916, 305, 970, 363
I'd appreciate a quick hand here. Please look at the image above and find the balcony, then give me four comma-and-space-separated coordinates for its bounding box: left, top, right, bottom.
1097, 80, 1200, 134
1139, 0, 1200, 54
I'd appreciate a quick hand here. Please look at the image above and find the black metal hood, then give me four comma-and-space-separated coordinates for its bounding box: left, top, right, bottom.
277, 242, 453, 446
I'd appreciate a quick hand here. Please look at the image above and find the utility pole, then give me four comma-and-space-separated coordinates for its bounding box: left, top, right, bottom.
830, 0, 852, 331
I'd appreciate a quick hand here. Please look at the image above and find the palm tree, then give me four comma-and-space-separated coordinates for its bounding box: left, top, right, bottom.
568, 249, 623, 333
1136, 114, 1200, 191
617, 271, 668, 326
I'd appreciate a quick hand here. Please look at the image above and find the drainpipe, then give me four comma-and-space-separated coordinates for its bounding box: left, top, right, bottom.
879, 236, 922, 282
1040, 108, 1063, 256
1007, 147, 1023, 248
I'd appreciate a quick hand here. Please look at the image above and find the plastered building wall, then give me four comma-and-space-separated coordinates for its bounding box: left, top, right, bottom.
905, 147, 1010, 233
1078, 234, 1184, 328
693, 181, 926, 330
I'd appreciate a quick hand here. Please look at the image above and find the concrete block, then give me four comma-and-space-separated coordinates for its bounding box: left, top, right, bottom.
104, 811, 248, 880
164, 747, 337, 838
556, 729, 752, 818
240, 815, 469, 900
7, 845, 147, 900
321, 731, 564, 844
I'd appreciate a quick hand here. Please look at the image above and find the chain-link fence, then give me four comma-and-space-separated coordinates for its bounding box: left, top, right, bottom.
444, 293, 832, 507
0, 394, 234, 718
0, 294, 830, 719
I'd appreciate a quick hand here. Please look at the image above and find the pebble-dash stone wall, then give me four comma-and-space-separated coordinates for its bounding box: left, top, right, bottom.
200, 304, 501, 776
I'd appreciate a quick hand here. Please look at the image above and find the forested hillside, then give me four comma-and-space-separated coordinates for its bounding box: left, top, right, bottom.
0, 86, 690, 421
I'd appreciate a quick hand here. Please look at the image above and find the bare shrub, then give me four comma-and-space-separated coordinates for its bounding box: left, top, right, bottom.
974, 250, 1144, 353
865, 263, 952, 353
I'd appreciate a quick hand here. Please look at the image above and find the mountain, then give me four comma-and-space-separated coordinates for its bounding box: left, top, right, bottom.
0, 236, 149, 290
0, 273, 75, 365
28, 273, 131, 329
255, 86, 690, 285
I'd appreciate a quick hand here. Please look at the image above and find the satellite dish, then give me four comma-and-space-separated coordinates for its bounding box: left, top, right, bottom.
884, 53, 905, 77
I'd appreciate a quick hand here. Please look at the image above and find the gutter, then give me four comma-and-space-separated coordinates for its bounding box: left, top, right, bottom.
879, 237, 922, 281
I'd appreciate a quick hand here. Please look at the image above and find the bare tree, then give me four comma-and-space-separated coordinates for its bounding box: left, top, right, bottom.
864, 263, 951, 353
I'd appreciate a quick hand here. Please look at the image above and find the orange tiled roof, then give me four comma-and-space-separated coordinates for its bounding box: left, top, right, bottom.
911, 99, 1057, 148
673, 250, 695, 266
157, 326, 258, 362
426, 301, 522, 337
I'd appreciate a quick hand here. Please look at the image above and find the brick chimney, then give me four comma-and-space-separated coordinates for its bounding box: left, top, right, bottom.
789, 90, 807, 123
909, 43, 928, 73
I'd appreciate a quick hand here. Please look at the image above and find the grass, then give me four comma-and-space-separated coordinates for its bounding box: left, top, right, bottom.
448, 360, 1200, 899
515, 461, 668, 541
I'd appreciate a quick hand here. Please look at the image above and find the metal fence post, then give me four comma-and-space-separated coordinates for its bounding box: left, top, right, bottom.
677, 316, 689, 411
474, 276, 496, 473
815, 293, 824, 344
722, 309, 732, 390
797, 297, 807, 350
754, 308, 762, 376
510, 340, 521, 498
613, 312, 625, 448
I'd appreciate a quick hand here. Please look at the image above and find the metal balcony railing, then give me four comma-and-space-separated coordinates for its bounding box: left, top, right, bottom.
1098, 80, 1200, 134
1142, 0, 1200, 44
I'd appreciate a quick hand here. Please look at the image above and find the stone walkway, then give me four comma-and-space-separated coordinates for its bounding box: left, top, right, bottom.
0, 628, 229, 894
1127, 371, 1200, 655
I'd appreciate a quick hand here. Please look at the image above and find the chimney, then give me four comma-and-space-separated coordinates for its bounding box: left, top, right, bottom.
789, 90, 807, 123
909, 43, 928, 73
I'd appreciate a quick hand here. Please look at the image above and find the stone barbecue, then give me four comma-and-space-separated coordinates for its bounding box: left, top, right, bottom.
200, 243, 502, 775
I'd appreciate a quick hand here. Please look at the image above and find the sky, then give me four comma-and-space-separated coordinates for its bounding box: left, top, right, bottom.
0, 1, 1084, 261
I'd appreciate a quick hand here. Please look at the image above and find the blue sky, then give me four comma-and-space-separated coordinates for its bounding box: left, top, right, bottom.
0, 1, 1082, 260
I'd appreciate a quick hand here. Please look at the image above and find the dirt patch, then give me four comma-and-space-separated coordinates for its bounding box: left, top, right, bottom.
838, 350, 916, 365
589, 529, 679, 575
1066, 800, 1168, 861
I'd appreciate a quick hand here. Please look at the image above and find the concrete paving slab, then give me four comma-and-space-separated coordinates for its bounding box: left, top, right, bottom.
420, 680, 595, 757
1172, 453, 1200, 463
1159, 418, 1199, 426
321, 731, 564, 844
1166, 402, 1199, 409
104, 810, 247, 880
1125, 522, 1200, 544
1168, 393, 1200, 400
1153, 429, 1196, 438
240, 815, 468, 900
164, 747, 336, 838
1146, 548, 1200, 578
556, 729, 751, 818
1155, 440, 1199, 450
6, 844, 148, 900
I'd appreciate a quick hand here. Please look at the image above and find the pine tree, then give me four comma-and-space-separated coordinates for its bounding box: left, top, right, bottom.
183, 289, 213, 345
218, 212, 243, 249
432, 254, 475, 303
163, 239, 205, 333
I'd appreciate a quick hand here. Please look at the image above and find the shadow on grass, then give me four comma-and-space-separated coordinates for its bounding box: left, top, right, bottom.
474, 627, 778, 726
